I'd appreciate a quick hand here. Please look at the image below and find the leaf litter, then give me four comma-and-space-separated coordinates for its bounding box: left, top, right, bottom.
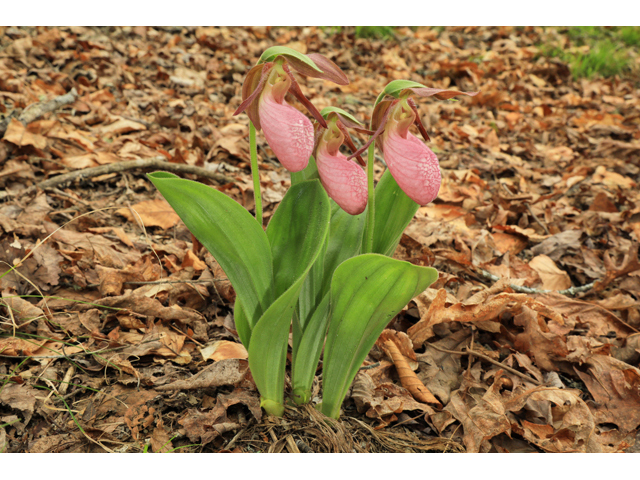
1, 26, 640, 452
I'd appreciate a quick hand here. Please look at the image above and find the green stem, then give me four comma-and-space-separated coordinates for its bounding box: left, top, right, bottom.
362, 142, 376, 254
249, 121, 263, 226
362, 91, 387, 254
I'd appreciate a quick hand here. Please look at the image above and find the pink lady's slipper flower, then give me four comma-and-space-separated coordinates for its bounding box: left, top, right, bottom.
314, 109, 372, 215
234, 49, 348, 172
349, 84, 478, 206
381, 98, 441, 205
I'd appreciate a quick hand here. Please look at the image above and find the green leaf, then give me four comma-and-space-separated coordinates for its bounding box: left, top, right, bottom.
368, 169, 419, 257
382, 79, 427, 98
291, 292, 331, 404
320, 106, 363, 125
259, 46, 322, 73
233, 299, 251, 348
249, 179, 331, 415
321, 254, 438, 419
321, 202, 365, 295
291, 200, 364, 404
148, 173, 274, 334
291, 155, 319, 186
248, 280, 303, 417
266, 180, 331, 298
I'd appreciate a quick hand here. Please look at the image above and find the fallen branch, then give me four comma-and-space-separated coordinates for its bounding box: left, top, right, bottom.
0, 88, 79, 135
476, 268, 596, 297
428, 343, 543, 386
0, 157, 236, 200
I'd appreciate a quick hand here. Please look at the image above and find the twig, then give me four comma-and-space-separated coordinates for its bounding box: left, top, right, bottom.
427, 343, 543, 386
0, 157, 236, 200
526, 203, 551, 235
358, 362, 380, 371
476, 268, 596, 296
0, 88, 79, 135
119, 114, 152, 129
85, 278, 225, 288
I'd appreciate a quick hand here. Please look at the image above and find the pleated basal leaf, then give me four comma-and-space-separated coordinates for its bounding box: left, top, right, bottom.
321, 254, 438, 418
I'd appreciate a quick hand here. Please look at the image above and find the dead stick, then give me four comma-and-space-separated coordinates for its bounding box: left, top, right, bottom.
0, 88, 79, 135
475, 268, 596, 296
427, 343, 543, 386
526, 203, 551, 236
1, 157, 236, 200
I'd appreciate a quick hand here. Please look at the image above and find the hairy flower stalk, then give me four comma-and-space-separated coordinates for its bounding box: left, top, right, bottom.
382, 98, 441, 205
315, 116, 368, 215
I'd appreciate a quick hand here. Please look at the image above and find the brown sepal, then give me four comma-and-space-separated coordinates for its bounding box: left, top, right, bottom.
406, 87, 479, 100
336, 121, 366, 167
347, 99, 396, 160
288, 53, 349, 85
283, 64, 328, 129
233, 63, 273, 130
407, 97, 430, 142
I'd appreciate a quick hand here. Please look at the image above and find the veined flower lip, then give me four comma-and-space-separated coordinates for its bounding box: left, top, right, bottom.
382, 109, 441, 205
258, 79, 314, 173
315, 139, 368, 215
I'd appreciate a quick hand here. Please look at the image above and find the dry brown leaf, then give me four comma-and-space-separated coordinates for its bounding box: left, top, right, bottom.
150, 425, 173, 453
3, 118, 47, 149
155, 358, 249, 391
199, 340, 248, 362
179, 388, 260, 445
351, 373, 434, 426
595, 241, 640, 291
0, 240, 62, 293
98, 116, 147, 136
506, 387, 602, 452
574, 354, 640, 432
492, 231, 528, 256
1, 290, 45, 323
92, 293, 204, 326
528, 254, 572, 290
382, 339, 441, 406
443, 369, 512, 453
117, 198, 181, 230
537, 292, 636, 338
592, 165, 637, 190
408, 288, 564, 347
513, 305, 568, 371
0, 336, 47, 357
0, 383, 39, 425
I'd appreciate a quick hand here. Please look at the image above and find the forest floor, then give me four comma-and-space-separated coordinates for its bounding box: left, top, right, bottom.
1, 26, 640, 453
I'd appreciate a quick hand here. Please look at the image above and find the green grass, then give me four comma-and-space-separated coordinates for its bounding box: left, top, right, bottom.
320, 26, 398, 40
539, 26, 640, 79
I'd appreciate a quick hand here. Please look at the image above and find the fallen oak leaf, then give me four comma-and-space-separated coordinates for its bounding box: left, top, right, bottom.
350, 372, 434, 426
116, 198, 181, 230
199, 340, 248, 362
574, 354, 640, 432
408, 288, 563, 347
594, 241, 640, 292
528, 254, 572, 291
